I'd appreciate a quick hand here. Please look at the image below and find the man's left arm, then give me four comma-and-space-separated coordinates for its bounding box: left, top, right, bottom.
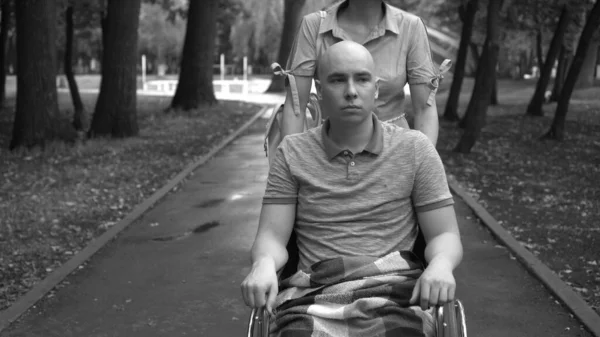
410, 84, 439, 145
408, 134, 463, 310
411, 205, 462, 310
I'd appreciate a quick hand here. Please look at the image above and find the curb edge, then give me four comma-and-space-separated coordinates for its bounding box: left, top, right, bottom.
448, 177, 600, 337
0, 105, 270, 333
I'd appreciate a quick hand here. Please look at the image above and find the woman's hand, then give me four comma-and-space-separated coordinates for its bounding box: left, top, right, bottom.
241, 257, 279, 316
409, 256, 456, 310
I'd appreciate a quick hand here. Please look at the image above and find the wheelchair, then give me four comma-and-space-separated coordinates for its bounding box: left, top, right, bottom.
252, 60, 465, 336
246, 231, 467, 337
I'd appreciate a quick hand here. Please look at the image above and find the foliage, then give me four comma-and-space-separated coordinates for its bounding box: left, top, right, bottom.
138, 2, 185, 73
53, 0, 104, 71
143, 0, 187, 22
229, 0, 337, 73
53, 0, 188, 73
387, 0, 596, 78
215, 0, 246, 63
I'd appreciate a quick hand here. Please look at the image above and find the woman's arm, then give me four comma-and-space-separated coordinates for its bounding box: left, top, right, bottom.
409, 83, 439, 145
281, 75, 314, 139
406, 17, 441, 145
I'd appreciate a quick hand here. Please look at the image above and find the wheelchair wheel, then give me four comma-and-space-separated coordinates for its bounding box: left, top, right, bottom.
435, 299, 467, 337
247, 308, 270, 337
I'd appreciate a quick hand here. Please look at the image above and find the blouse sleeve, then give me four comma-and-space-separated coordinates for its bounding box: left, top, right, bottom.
285, 13, 322, 77
406, 18, 438, 87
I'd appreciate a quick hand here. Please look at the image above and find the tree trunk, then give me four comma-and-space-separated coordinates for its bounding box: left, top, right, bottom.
536, 28, 544, 72
490, 69, 498, 105
170, 0, 218, 110
458, 40, 488, 129
64, 4, 85, 131
10, 0, 74, 149
455, 0, 501, 153
467, 42, 480, 75
458, 41, 485, 129
0, 0, 10, 107
444, 0, 478, 121
265, 0, 307, 93
526, 5, 570, 116
544, 0, 600, 141
88, 0, 141, 138
574, 40, 599, 89
550, 44, 569, 102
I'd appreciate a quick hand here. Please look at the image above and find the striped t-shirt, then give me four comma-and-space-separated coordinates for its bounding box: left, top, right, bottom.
264, 114, 453, 271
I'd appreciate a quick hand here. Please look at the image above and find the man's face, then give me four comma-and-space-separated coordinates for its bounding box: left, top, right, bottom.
316, 46, 378, 125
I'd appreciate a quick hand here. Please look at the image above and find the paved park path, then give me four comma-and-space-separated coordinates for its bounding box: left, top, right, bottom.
2, 114, 593, 336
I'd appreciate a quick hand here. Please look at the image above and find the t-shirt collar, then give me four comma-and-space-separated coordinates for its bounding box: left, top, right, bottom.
319, 1, 400, 37
321, 113, 384, 160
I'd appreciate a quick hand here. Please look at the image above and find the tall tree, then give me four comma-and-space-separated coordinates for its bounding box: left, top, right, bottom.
444, 0, 478, 121
543, 0, 600, 141
535, 29, 544, 72
170, 0, 218, 110
574, 39, 599, 89
454, 0, 501, 154
550, 1, 587, 102
550, 43, 570, 102
533, 0, 545, 73
88, 0, 141, 138
0, 0, 10, 107
64, 3, 85, 131
526, 4, 569, 116
10, 0, 74, 149
490, 73, 498, 105
265, 0, 307, 93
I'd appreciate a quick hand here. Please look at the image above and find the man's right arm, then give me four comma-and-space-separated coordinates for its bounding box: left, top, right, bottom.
280, 75, 313, 138
251, 203, 296, 272
242, 140, 298, 314
242, 202, 295, 315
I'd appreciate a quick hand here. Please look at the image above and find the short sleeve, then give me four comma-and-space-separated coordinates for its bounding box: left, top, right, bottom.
411, 134, 453, 212
263, 140, 299, 204
285, 14, 321, 77
406, 19, 438, 87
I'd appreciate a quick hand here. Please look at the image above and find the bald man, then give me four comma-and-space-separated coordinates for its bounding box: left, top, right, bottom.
242, 41, 462, 336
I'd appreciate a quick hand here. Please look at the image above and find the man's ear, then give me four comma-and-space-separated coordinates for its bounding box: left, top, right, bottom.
315, 80, 323, 100
374, 78, 380, 99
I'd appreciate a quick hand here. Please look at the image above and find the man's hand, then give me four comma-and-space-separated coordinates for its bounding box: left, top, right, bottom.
409, 257, 456, 310
241, 257, 279, 316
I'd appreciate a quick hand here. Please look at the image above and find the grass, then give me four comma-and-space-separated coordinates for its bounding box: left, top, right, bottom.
0, 92, 262, 311
1, 75, 599, 318
426, 78, 600, 315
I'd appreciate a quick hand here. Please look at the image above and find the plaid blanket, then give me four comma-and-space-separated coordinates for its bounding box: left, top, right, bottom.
270, 251, 435, 337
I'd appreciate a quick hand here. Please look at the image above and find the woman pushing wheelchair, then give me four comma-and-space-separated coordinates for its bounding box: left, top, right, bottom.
277, 0, 445, 146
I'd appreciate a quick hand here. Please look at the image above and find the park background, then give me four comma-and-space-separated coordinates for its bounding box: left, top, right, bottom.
0, 0, 599, 326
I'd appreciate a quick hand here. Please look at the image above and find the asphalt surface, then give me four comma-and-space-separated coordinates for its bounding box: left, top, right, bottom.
2, 121, 593, 337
